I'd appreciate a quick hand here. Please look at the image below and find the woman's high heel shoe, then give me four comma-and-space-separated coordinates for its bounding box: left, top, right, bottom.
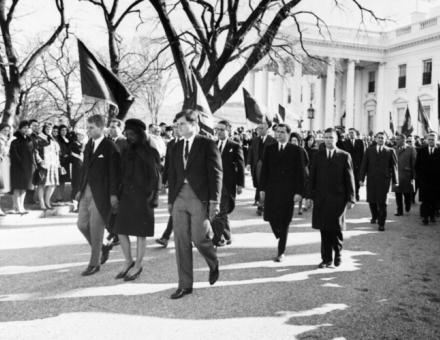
124, 267, 143, 282
115, 262, 135, 279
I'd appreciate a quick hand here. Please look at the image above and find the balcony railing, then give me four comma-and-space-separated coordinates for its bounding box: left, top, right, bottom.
396, 26, 412, 36
420, 17, 437, 29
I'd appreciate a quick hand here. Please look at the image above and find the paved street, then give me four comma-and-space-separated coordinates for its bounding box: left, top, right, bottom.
1, 176, 440, 340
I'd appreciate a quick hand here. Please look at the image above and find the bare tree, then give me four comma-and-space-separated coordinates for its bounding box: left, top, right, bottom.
148, 0, 384, 113
0, 0, 68, 125
80, 0, 146, 75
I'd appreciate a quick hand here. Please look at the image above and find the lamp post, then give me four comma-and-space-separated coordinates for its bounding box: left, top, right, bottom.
307, 104, 315, 132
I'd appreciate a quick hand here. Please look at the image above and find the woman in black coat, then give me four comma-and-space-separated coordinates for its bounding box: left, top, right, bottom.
69, 129, 87, 207
10, 120, 41, 214
113, 119, 160, 282
55, 124, 71, 204
290, 132, 309, 215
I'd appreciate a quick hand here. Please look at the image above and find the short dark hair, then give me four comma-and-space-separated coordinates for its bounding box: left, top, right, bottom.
376, 131, 386, 138
217, 120, 231, 131
277, 123, 291, 134
175, 109, 198, 123
159, 122, 166, 126
87, 114, 106, 128
29, 119, 38, 125
324, 127, 337, 135
396, 134, 406, 140
111, 119, 124, 129
148, 124, 155, 129
172, 119, 177, 124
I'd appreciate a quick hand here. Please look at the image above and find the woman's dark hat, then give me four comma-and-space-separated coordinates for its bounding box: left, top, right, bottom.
125, 119, 146, 131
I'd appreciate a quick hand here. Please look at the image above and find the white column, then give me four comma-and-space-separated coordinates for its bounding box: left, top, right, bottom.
248, 71, 256, 96
318, 75, 326, 131
335, 74, 343, 125
375, 62, 386, 132
325, 59, 335, 128
345, 60, 356, 130
291, 60, 302, 117
354, 67, 363, 132
262, 66, 269, 106
275, 63, 285, 108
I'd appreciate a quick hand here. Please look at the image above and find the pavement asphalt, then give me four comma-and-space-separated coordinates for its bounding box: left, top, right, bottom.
0, 175, 439, 340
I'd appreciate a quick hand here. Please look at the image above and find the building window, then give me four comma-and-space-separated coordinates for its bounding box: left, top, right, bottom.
368, 71, 375, 93
287, 88, 292, 104
397, 108, 405, 132
422, 59, 432, 85
310, 84, 315, 101
398, 65, 406, 89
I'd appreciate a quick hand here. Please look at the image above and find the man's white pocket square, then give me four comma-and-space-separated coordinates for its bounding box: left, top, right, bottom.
229, 149, 233, 152
98, 155, 104, 158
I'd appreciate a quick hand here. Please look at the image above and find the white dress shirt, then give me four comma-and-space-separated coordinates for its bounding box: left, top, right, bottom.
93, 135, 105, 153
278, 141, 287, 151
376, 145, 383, 154
261, 135, 267, 144
327, 148, 335, 159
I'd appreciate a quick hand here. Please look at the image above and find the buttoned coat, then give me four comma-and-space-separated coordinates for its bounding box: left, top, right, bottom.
217, 139, 245, 197
259, 143, 305, 225
414, 145, 440, 202
246, 134, 276, 188
308, 148, 355, 231
360, 146, 398, 204
392, 145, 416, 193
168, 135, 222, 205
78, 137, 122, 222
343, 138, 365, 174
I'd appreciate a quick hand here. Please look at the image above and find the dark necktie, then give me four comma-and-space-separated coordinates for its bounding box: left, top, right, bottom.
185, 140, 189, 161
430, 148, 433, 155
328, 150, 331, 159
378, 147, 382, 155
89, 140, 95, 160
279, 144, 283, 152
219, 141, 224, 154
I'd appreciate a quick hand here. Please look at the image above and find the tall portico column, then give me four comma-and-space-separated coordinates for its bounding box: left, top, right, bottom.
248, 70, 256, 96
345, 60, 356, 130
325, 58, 335, 128
354, 66, 363, 132
262, 66, 269, 106
375, 62, 386, 132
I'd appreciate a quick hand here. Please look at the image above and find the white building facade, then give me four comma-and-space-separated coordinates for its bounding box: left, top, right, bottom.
243, 6, 440, 136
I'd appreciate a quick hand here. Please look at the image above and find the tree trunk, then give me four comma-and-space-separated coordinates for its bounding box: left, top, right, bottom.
108, 27, 120, 75
2, 85, 20, 126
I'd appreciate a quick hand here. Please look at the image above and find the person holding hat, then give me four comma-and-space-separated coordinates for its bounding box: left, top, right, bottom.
10, 120, 43, 214
0, 123, 13, 216
112, 118, 160, 281
76, 114, 122, 276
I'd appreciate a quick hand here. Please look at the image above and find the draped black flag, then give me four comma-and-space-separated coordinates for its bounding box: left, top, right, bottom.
243, 88, 273, 127
77, 39, 133, 118
418, 97, 433, 134
401, 106, 414, 136
390, 112, 395, 135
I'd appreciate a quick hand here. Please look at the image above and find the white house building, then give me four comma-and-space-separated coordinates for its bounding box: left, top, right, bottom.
234, 5, 440, 136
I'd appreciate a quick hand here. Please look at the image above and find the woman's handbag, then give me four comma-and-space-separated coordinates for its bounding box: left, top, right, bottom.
32, 168, 47, 186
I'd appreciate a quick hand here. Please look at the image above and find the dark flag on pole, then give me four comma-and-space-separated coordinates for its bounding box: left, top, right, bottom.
243, 88, 273, 128
190, 73, 215, 137
77, 40, 134, 119
401, 106, 414, 136
390, 112, 395, 135
437, 83, 440, 121
418, 97, 433, 134
277, 105, 286, 124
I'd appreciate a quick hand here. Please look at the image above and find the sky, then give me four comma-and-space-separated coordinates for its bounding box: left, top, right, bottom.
7, 0, 440, 107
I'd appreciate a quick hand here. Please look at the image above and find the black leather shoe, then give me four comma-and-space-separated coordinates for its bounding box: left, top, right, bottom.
370, 219, 377, 224
209, 261, 219, 285
430, 217, 436, 223
394, 211, 403, 216
334, 258, 342, 267
155, 238, 169, 247
318, 261, 332, 269
356, 194, 360, 202
422, 218, 429, 225
115, 262, 135, 279
111, 235, 120, 246
124, 267, 143, 282
378, 225, 385, 231
225, 239, 232, 245
171, 288, 193, 299
81, 265, 100, 276
405, 204, 411, 213
100, 244, 112, 265
274, 254, 285, 262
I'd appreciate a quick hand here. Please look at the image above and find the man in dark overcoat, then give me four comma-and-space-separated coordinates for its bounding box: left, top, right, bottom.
307, 127, 355, 268
76, 114, 122, 276
415, 132, 440, 225
246, 122, 276, 212
259, 123, 305, 262
343, 128, 365, 201
392, 134, 416, 216
213, 120, 245, 246
360, 132, 398, 231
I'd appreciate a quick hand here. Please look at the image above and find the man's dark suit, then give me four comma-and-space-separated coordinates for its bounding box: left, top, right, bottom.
246, 134, 276, 203
77, 137, 121, 267
343, 138, 365, 200
308, 148, 355, 264
360, 145, 398, 228
259, 142, 305, 256
415, 146, 440, 220
214, 138, 245, 244
168, 134, 222, 289
112, 135, 127, 154
160, 137, 179, 241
